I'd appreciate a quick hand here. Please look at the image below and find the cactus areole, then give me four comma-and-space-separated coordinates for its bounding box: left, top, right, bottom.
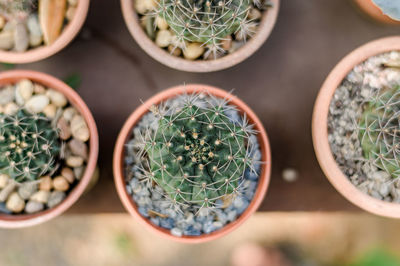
0, 109, 61, 182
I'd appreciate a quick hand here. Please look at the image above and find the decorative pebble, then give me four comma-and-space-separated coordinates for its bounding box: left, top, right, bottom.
15, 79, 34, 105
171, 227, 183, 237
25, 201, 44, 214
30, 190, 50, 204
57, 117, 72, 140
0, 16, 5, 30
71, 115, 90, 142
68, 0, 79, 6
0, 182, 16, 202
282, 168, 298, 182
135, 0, 157, 14
168, 45, 181, 56
62, 107, 76, 121
4, 102, 18, 115
18, 182, 38, 200
66, 156, 84, 167
25, 95, 50, 113
34, 84, 46, 94
156, 16, 169, 30
0, 30, 14, 50
47, 89, 67, 107
0, 203, 12, 214
43, 104, 57, 118
0, 174, 9, 189
74, 166, 85, 180
61, 167, 75, 183
66, 6, 77, 21
183, 43, 204, 60
39, 176, 52, 191
155, 30, 172, 48
53, 176, 70, 192
68, 138, 88, 159
14, 22, 29, 52
27, 14, 42, 38
6, 192, 25, 213
221, 36, 232, 51
0, 86, 15, 105
47, 191, 66, 208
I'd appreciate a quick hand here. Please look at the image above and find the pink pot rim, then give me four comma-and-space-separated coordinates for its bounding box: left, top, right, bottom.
120, 0, 280, 72
312, 36, 400, 218
113, 84, 271, 243
0, 70, 99, 228
0, 0, 90, 64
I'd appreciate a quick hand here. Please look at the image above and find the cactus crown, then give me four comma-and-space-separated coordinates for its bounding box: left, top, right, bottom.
134, 92, 259, 212
358, 86, 400, 179
155, 0, 254, 56
0, 109, 61, 183
0, 0, 35, 21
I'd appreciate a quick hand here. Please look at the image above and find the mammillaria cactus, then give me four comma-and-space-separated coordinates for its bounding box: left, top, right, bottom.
0, 109, 61, 183
372, 0, 400, 21
154, 0, 257, 57
0, 0, 35, 21
135, 92, 259, 211
358, 86, 400, 179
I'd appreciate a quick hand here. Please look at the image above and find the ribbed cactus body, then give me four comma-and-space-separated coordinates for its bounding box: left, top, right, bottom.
358, 87, 400, 178
140, 94, 255, 209
0, 109, 60, 182
157, 0, 251, 44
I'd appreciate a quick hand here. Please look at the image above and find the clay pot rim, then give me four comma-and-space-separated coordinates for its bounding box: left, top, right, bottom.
312, 36, 400, 218
353, 0, 400, 25
0, 70, 99, 228
120, 0, 280, 73
113, 84, 271, 243
0, 0, 90, 64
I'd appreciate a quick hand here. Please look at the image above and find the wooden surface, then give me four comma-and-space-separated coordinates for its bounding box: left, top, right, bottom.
4, 0, 399, 213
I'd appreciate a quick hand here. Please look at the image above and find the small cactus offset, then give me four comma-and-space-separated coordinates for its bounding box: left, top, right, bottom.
155, 0, 256, 56
0, 109, 61, 182
0, 0, 35, 21
134, 92, 259, 211
358, 86, 400, 179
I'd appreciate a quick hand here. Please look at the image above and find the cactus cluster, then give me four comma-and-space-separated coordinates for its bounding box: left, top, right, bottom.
154, 0, 257, 57
134, 93, 259, 211
0, 0, 35, 21
358, 86, 400, 179
0, 109, 61, 183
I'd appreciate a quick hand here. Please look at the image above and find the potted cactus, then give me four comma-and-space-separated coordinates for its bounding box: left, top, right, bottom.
0, 0, 90, 64
114, 84, 271, 242
0, 70, 98, 228
120, 0, 279, 72
353, 0, 400, 24
313, 36, 400, 218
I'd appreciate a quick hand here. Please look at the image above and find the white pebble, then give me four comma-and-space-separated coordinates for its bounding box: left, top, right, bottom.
156, 30, 172, 48
282, 168, 298, 182
183, 43, 204, 60
47, 89, 67, 107
6, 192, 25, 213
25, 95, 50, 113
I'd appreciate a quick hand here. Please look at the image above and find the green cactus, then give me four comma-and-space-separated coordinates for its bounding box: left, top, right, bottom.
358, 86, 400, 178
155, 0, 255, 57
0, 109, 61, 183
137, 93, 257, 209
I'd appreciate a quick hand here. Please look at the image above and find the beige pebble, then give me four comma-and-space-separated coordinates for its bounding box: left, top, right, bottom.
135, 0, 157, 14
43, 104, 57, 118
0, 16, 5, 30
0, 182, 16, 202
62, 107, 77, 122
47, 89, 67, 107
66, 6, 77, 21
0, 30, 14, 50
68, 0, 78, 6
52, 176, 70, 191
0, 174, 9, 189
39, 176, 52, 191
29, 34, 43, 47
71, 115, 89, 142
74, 166, 84, 180
221, 35, 232, 51
25, 95, 50, 113
6, 192, 25, 213
57, 117, 72, 140
156, 16, 169, 30
30, 190, 50, 203
156, 30, 172, 48
61, 167, 75, 184
183, 43, 204, 60
4, 102, 18, 115
16, 79, 34, 104
168, 45, 181, 56
66, 156, 84, 168
33, 84, 46, 94
68, 138, 88, 159
248, 8, 262, 20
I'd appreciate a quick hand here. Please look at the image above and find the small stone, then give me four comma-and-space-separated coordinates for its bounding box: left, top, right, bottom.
68, 0, 78, 6
135, 0, 157, 14
0, 16, 5, 30
68, 138, 88, 159
29, 34, 43, 47
18, 182, 38, 200
155, 30, 172, 48
61, 167, 75, 183
221, 36, 232, 51
46, 89, 67, 107
379, 182, 390, 197
282, 168, 298, 182
62, 107, 76, 122
248, 8, 262, 20
168, 45, 181, 56
52, 176, 70, 192
0, 182, 16, 202
0, 30, 14, 50
0, 174, 9, 189
171, 227, 183, 237
6, 192, 25, 213
27, 14, 42, 37
371, 171, 390, 182
43, 104, 57, 118
14, 22, 29, 52
66, 6, 77, 21
34, 84, 46, 94
57, 117, 72, 140
71, 115, 90, 142
39, 176, 52, 191
25, 95, 50, 113
74, 166, 84, 180
156, 16, 169, 30
66, 156, 84, 167
15, 79, 34, 105
183, 43, 204, 60
30, 190, 50, 203
47, 191, 66, 208
4, 102, 18, 115
25, 201, 44, 214
0, 86, 15, 105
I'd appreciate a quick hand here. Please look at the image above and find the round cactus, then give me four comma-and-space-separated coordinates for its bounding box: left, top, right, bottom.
0, 109, 61, 182
136, 93, 258, 210
358, 86, 400, 178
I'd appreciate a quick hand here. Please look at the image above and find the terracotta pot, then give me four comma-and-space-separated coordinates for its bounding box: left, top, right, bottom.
0, 0, 90, 64
120, 0, 279, 72
353, 0, 400, 25
312, 36, 400, 218
113, 84, 271, 243
0, 70, 99, 228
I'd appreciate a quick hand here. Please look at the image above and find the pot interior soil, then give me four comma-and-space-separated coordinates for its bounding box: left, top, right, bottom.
0, 78, 90, 215
328, 50, 400, 203
123, 92, 263, 237
0, 0, 78, 53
